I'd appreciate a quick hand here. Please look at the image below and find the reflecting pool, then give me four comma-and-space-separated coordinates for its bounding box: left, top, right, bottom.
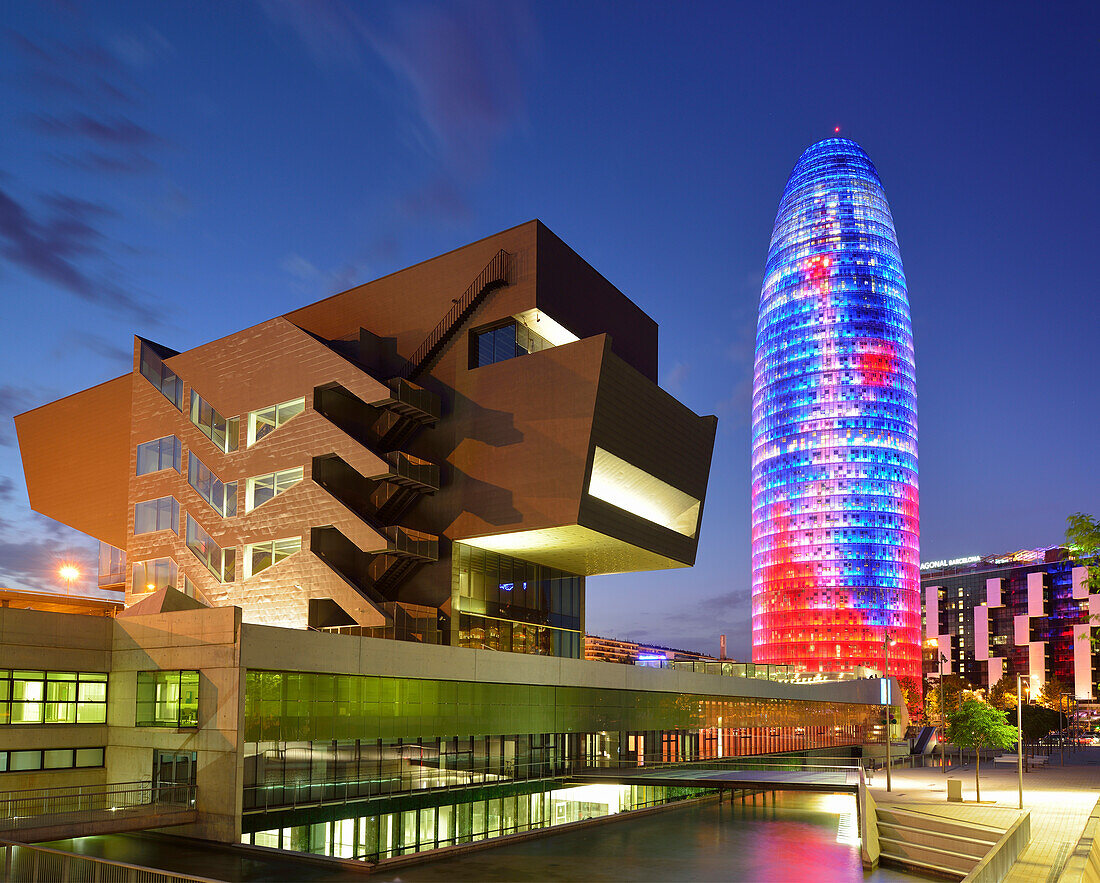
374, 792, 930, 882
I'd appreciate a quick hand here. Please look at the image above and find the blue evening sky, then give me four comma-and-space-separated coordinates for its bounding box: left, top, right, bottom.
0, 1, 1096, 657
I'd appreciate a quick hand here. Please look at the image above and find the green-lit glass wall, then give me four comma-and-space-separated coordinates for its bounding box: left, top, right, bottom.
243, 670, 879, 812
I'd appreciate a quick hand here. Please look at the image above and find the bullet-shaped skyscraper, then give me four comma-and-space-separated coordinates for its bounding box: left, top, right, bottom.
751, 138, 920, 683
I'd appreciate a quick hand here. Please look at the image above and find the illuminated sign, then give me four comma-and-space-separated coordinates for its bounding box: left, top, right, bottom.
920, 556, 980, 571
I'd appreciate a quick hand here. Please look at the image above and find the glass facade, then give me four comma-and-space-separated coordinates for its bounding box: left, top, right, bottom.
245, 467, 303, 512
242, 669, 877, 815
185, 515, 235, 582
136, 435, 181, 475
244, 537, 302, 578
136, 670, 199, 728
132, 556, 177, 595
138, 341, 183, 410
247, 398, 305, 447
134, 495, 179, 535
242, 782, 706, 861
189, 389, 239, 453
752, 138, 920, 680
188, 453, 238, 517
0, 747, 104, 773
471, 321, 552, 368
451, 543, 582, 657
0, 670, 108, 725
98, 542, 126, 587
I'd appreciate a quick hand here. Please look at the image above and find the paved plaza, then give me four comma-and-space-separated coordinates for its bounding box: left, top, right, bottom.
869, 747, 1100, 882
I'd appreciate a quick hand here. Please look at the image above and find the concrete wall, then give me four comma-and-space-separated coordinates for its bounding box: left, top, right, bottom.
110, 605, 244, 843
0, 608, 113, 793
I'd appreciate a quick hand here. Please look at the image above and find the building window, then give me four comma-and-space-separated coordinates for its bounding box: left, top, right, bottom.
188, 453, 237, 517
245, 467, 304, 512
132, 557, 177, 595
471, 321, 553, 369
244, 537, 301, 578
138, 341, 183, 410
134, 496, 179, 535
185, 515, 235, 583
136, 435, 181, 475
0, 748, 103, 772
0, 671, 108, 725
189, 389, 239, 453
98, 543, 126, 587
247, 398, 305, 447
136, 671, 199, 728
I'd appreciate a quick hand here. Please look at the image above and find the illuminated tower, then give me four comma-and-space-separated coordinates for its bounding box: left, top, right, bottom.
751, 138, 920, 682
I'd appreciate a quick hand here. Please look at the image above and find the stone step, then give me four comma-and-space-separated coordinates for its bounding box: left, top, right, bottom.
879, 836, 979, 875
876, 820, 992, 858
876, 805, 1004, 842
878, 846, 968, 881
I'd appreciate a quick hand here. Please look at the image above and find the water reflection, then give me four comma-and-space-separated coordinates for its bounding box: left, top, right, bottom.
374, 792, 930, 882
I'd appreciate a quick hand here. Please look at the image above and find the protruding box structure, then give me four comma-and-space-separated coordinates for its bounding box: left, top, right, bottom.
16, 221, 717, 658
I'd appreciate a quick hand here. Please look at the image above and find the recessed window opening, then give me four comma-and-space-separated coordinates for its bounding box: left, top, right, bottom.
587, 447, 701, 537
247, 398, 305, 447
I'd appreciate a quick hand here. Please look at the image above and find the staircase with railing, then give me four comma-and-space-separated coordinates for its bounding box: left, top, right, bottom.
307, 252, 509, 621
400, 249, 511, 380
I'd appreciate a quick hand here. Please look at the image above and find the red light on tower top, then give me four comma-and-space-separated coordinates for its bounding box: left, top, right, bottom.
834, 126, 841, 133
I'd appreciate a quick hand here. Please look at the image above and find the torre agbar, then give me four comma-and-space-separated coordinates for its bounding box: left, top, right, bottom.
751, 139, 921, 682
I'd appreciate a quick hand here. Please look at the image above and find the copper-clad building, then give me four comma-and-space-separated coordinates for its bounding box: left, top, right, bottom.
17, 221, 717, 658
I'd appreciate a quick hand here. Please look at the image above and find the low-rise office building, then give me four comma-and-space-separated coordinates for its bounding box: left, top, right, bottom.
583, 634, 715, 665
922, 547, 1096, 700
1, 601, 897, 861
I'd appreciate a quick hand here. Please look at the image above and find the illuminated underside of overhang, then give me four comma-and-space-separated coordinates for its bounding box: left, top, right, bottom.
458, 525, 689, 576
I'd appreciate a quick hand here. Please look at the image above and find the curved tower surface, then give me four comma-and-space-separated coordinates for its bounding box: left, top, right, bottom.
751, 138, 920, 682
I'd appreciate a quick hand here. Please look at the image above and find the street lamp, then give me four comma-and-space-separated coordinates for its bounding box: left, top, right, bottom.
884, 631, 897, 792
59, 565, 79, 593
939, 652, 948, 773
1016, 673, 1025, 810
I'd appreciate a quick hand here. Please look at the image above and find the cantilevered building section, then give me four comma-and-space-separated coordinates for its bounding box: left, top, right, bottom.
17, 221, 717, 658
751, 139, 920, 681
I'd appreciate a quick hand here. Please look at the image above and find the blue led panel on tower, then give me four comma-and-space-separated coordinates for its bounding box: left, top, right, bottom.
751, 138, 920, 683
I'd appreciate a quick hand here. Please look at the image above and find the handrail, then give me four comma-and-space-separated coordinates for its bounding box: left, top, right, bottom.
0, 781, 196, 834
0, 837, 220, 883
401, 250, 510, 380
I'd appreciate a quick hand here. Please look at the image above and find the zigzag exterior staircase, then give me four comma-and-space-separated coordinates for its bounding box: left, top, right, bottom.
308, 251, 511, 616
876, 805, 1006, 879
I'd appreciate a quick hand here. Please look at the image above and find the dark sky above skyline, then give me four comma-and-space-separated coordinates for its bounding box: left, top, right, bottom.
0, 1, 1097, 658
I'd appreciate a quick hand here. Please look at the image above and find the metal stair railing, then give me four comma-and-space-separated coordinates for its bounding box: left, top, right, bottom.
400, 249, 510, 380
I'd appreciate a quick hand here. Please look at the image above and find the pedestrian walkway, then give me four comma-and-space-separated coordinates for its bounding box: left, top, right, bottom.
868, 747, 1100, 883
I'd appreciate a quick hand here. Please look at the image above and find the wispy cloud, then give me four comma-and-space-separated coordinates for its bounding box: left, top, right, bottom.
0, 520, 97, 594
0, 185, 155, 321
30, 113, 160, 146
258, 0, 535, 224
2, 23, 174, 320
0, 384, 48, 447
662, 360, 691, 394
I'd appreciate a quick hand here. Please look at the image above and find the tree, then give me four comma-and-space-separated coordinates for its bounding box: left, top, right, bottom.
924, 674, 969, 723
945, 699, 1018, 802
988, 675, 1016, 711
1020, 703, 1061, 742
1038, 675, 1072, 713
1066, 513, 1100, 649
